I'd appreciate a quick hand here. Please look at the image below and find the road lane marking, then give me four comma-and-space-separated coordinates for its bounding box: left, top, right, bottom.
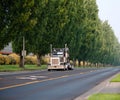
16, 75, 47, 80
0, 70, 97, 91
0, 75, 69, 91
14, 71, 54, 79
30, 76, 47, 78
0, 73, 81, 90
17, 77, 37, 80
0, 81, 39, 90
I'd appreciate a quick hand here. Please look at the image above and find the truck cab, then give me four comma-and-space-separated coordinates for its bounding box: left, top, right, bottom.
48, 45, 73, 71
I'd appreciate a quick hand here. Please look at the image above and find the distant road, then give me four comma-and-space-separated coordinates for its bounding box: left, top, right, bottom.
0, 67, 120, 100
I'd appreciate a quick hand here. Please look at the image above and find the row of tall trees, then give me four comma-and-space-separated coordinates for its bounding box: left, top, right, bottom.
0, 0, 120, 67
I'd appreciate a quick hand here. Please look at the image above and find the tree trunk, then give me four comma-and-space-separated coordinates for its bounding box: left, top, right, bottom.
78, 60, 81, 67
37, 54, 41, 66
73, 58, 75, 66
83, 61, 85, 66
19, 53, 24, 68
86, 61, 89, 66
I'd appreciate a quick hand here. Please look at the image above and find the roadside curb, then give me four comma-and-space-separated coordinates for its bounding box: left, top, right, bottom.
74, 72, 120, 100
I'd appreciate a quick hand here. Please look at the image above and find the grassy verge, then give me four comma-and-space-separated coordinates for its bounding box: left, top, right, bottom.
0, 65, 47, 72
110, 74, 120, 82
88, 93, 120, 100
88, 73, 120, 100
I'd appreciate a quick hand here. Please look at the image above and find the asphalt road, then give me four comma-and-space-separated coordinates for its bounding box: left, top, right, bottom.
0, 67, 120, 100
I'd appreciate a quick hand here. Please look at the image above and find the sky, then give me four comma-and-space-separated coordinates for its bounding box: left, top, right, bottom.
96, 0, 120, 42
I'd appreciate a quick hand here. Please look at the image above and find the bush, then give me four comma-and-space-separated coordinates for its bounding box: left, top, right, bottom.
25, 56, 37, 65
25, 55, 49, 65
9, 53, 20, 64
41, 56, 49, 64
0, 54, 5, 65
8, 56, 16, 65
0, 54, 17, 65
0, 53, 20, 65
0, 53, 49, 65
3, 55, 11, 65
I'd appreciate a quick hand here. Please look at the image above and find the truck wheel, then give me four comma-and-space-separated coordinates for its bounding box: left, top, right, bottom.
48, 69, 51, 71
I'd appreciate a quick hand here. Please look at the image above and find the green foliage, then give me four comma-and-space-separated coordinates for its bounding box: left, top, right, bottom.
88, 93, 120, 100
0, 65, 22, 72
0, 65, 47, 72
69, 0, 120, 66
1, 0, 120, 67
94, 20, 120, 65
0, 0, 37, 50
111, 74, 120, 82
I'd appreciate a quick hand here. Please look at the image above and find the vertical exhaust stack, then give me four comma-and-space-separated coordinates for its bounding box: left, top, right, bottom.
50, 44, 52, 56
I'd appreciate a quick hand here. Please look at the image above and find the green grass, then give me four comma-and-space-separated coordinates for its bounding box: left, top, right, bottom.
111, 74, 120, 82
0, 65, 47, 72
88, 93, 120, 100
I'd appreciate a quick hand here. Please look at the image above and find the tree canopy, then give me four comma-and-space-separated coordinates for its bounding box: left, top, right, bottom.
1, 0, 120, 67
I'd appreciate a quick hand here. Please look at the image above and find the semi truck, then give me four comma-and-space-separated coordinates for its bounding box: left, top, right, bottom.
48, 44, 73, 71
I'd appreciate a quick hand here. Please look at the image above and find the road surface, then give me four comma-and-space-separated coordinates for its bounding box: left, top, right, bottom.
0, 67, 120, 100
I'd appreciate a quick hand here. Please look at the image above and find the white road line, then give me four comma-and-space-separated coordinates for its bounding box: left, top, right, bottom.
16, 75, 47, 80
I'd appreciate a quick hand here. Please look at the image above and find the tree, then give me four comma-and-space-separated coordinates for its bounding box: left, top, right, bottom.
12, 0, 37, 67
27, 0, 76, 66
0, 0, 15, 50
69, 0, 99, 66
3, 0, 120, 67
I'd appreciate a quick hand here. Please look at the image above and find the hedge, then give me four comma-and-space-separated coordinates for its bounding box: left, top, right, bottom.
0, 54, 49, 65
